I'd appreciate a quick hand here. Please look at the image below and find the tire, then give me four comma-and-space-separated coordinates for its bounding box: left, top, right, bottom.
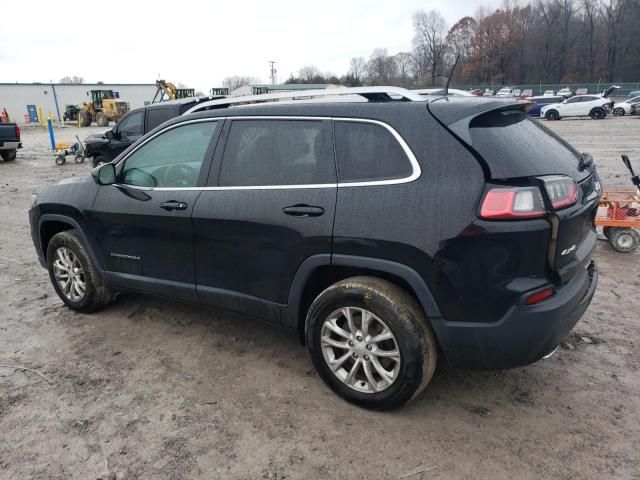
74, 155, 85, 164
305, 276, 438, 410
603, 226, 615, 239
1, 149, 16, 162
78, 110, 92, 127
590, 108, 605, 120
92, 155, 109, 168
95, 111, 109, 127
609, 228, 640, 253
613, 107, 625, 116
55, 155, 66, 165
46, 230, 112, 313
545, 110, 559, 121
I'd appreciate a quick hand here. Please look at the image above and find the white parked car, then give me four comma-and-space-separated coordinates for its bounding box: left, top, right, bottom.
557, 87, 574, 98
496, 87, 515, 97
612, 96, 640, 116
540, 95, 613, 120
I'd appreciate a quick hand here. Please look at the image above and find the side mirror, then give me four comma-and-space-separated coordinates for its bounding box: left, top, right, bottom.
105, 129, 114, 139
92, 163, 116, 186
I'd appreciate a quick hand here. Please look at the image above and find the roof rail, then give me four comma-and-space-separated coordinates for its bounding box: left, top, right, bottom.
183, 86, 425, 115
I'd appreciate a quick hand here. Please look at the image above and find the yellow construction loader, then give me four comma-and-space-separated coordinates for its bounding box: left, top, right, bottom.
78, 90, 130, 127
152, 80, 195, 102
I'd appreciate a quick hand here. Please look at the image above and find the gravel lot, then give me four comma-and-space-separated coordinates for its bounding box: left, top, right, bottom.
1, 116, 639, 480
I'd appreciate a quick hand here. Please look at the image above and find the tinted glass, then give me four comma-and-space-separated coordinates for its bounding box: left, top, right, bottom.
118, 111, 144, 136
219, 120, 332, 186
334, 121, 412, 183
146, 107, 173, 131
121, 121, 217, 188
469, 110, 588, 180
566, 97, 581, 104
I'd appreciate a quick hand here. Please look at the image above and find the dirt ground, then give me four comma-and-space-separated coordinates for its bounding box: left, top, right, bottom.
1, 116, 639, 480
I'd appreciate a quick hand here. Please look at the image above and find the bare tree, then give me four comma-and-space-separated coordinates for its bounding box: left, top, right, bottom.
298, 65, 322, 82
394, 52, 414, 85
365, 49, 397, 84
349, 57, 367, 83
59, 76, 84, 84
412, 10, 448, 85
222, 76, 260, 91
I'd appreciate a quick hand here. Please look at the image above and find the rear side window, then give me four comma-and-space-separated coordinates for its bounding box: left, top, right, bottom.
468, 109, 587, 180
219, 120, 333, 186
334, 121, 412, 183
146, 107, 173, 131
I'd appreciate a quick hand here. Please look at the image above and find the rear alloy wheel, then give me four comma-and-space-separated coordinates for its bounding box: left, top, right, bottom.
609, 228, 640, 253
306, 276, 438, 410
590, 108, 605, 120
545, 110, 559, 121
613, 107, 625, 116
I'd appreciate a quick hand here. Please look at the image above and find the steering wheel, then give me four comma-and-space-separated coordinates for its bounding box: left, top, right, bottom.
165, 163, 195, 187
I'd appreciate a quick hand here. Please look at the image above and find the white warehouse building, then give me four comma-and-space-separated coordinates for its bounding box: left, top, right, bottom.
0, 82, 157, 123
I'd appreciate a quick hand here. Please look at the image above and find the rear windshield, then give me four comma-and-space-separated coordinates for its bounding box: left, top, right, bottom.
468, 110, 588, 180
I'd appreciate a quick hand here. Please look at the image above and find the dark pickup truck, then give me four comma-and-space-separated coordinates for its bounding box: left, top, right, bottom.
0, 123, 21, 162
85, 96, 221, 167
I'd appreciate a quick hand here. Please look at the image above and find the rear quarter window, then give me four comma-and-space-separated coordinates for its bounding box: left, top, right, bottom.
468, 109, 587, 180
334, 121, 413, 183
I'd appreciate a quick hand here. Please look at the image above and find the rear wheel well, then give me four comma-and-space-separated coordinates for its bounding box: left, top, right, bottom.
296, 266, 424, 343
40, 221, 74, 261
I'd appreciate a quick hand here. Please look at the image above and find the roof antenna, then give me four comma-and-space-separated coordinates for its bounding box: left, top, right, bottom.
443, 54, 461, 97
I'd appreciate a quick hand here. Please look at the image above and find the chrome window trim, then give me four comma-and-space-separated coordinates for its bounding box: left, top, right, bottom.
113, 116, 421, 192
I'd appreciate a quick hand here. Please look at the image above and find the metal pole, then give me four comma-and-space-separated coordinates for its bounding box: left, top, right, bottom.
47, 117, 56, 151
50, 80, 61, 122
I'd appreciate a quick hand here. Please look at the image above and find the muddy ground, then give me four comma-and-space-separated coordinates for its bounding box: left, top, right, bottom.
1, 116, 639, 480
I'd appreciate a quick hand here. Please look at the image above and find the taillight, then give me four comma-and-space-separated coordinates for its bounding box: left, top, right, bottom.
524, 287, 555, 305
15, 125, 20, 140
480, 186, 545, 220
540, 175, 577, 210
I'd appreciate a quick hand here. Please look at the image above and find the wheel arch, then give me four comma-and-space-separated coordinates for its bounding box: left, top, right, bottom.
285, 254, 444, 345
38, 214, 104, 271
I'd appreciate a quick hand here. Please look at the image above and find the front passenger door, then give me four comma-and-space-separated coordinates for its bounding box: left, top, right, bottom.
110, 110, 145, 158
91, 120, 221, 302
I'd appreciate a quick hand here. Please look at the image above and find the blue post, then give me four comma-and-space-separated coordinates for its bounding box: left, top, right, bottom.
47, 117, 56, 152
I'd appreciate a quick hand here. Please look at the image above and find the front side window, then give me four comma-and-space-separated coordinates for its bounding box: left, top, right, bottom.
118, 111, 144, 137
334, 121, 413, 183
120, 121, 217, 188
566, 97, 581, 104
219, 120, 333, 186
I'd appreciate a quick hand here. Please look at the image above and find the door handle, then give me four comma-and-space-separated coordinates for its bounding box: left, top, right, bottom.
282, 204, 325, 217
160, 200, 188, 211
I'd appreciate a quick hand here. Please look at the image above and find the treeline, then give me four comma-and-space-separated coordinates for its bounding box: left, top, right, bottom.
284, 0, 640, 87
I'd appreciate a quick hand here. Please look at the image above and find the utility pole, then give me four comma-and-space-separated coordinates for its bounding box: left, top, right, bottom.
268, 60, 277, 85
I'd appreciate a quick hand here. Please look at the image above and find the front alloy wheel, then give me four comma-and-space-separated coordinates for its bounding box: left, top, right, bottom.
321, 307, 401, 393
52, 246, 86, 301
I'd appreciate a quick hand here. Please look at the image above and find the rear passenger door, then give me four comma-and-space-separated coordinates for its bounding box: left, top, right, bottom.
192, 118, 336, 323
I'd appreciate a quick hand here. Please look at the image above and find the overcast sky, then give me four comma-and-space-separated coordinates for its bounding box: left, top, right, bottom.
0, 0, 500, 92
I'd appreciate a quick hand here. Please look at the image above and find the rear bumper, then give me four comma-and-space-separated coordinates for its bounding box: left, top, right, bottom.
440, 260, 598, 369
0, 141, 22, 149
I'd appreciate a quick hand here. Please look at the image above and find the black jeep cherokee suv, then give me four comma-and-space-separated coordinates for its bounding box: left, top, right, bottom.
29, 89, 600, 410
